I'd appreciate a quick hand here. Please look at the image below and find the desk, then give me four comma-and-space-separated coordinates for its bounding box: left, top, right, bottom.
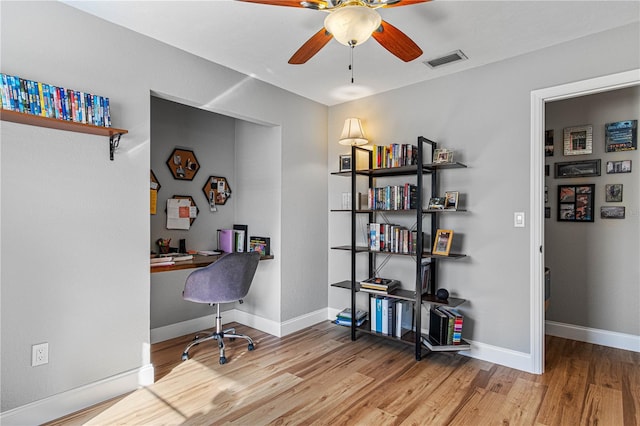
150, 253, 274, 273
150, 253, 274, 341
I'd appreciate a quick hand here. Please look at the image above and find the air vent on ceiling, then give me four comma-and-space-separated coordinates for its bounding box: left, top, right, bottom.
423, 50, 468, 69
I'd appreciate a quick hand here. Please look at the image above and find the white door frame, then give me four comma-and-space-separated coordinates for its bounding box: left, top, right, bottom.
529, 69, 640, 374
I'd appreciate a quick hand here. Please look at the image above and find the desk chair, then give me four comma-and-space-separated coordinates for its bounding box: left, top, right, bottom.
181, 252, 260, 364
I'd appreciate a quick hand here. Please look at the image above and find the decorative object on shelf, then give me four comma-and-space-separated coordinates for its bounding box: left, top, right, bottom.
606, 160, 632, 174
557, 184, 594, 222
202, 176, 232, 212
563, 125, 593, 156
432, 229, 453, 256
605, 120, 637, 152
156, 238, 171, 254
554, 159, 601, 178
166, 195, 199, 229
601, 206, 625, 219
338, 118, 368, 146
605, 184, 623, 202
428, 197, 446, 210
444, 191, 459, 210
433, 148, 453, 164
166, 148, 200, 181
545, 130, 554, 156
436, 288, 449, 301
339, 154, 352, 172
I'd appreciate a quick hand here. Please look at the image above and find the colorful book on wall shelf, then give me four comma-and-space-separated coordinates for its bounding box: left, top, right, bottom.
249, 236, 270, 256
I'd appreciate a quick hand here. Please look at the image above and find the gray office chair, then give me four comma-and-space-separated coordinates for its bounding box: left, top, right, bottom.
181, 252, 260, 364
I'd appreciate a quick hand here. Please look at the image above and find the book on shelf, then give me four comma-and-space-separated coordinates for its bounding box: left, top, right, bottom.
1, 73, 112, 127
371, 143, 418, 169
335, 308, 367, 327
233, 224, 248, 252
249, 236, 270, 256
428, 306, 465, 346
360, 278, 400, 295
367, 184, 418, 210
395, 301, 413, 338
217, 229, 234, 253
421, 335, 471, 352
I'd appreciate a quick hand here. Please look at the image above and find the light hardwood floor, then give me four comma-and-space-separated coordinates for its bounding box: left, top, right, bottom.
47, 321, 639, 425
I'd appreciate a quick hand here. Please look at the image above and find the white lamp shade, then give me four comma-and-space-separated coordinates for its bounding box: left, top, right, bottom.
339, 118, 368, 146
324, 6, 381, 47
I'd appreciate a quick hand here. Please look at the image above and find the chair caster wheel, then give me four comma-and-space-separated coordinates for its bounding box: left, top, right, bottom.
248, 343, 254, 351
181, 353, 189, 361
219, 356, 227, 364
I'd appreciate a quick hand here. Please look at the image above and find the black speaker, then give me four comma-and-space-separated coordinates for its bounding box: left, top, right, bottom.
436, 288, 449, 300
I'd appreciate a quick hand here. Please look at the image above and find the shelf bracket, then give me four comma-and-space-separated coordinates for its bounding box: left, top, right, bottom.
109, 133, 122, 161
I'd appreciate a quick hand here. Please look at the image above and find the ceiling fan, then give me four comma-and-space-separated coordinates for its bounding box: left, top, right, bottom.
238, 0, 430, 64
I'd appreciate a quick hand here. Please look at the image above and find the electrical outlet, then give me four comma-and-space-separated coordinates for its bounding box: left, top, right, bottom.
32, 343, 49, 367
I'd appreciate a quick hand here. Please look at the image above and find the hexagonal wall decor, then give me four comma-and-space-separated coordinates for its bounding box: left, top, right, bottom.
166, 148, 200, 181
202, 176, 232, 208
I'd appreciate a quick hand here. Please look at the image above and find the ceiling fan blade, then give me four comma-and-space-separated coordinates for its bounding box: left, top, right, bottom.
372, 20, 423, 62
379, 0, 431, 7
289, 28, 333, 64
236, 0, 325, 8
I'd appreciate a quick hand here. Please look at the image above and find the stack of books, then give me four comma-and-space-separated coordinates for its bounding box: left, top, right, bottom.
1, 73, 111, 127
335, 308, 367, 327
426, 306, 465, 346
360, 277, 400, 294
369, 297, 413, 338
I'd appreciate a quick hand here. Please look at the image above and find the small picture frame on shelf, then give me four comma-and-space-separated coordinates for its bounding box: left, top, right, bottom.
563, 125, 593, 156
444, 191, 459, 210
433, 149, 453, 164
432, 229, 453, 256
339, 154, 352, 172
605, 184, 623, 202
428, 197, 446, 210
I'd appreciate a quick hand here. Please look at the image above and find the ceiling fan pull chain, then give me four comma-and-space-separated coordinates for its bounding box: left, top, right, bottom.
349, 43, 355, 84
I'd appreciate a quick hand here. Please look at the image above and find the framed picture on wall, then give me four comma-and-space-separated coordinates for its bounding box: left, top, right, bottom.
605, 184, 623, 202
606, 160, 632, 174
557, 184, 594, 222
555, 159, 601, 178
545, 130, 554, 156
563, 125, 593, 156
605, 120, 637, 152
601, 206, 625, 219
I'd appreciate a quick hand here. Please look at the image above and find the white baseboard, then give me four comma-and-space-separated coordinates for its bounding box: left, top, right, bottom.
0, 364, 154, 426
151, 308, 330, 343
546, 320, 640, 353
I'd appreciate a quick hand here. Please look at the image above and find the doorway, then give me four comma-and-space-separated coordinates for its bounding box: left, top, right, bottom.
530, 69, 640, 374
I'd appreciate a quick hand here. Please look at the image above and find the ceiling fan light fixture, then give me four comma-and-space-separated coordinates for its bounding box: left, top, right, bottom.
324, 5, 382, 47
338, 117, 368, 146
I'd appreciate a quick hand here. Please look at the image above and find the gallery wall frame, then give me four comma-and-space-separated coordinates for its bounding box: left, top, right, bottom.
557, 184, 595, 222
555, 159, 601, 178
606, 160, 632, 174
563, 125, 593, 155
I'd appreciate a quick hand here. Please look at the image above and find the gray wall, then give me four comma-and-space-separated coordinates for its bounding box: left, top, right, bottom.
1, 0, 327, 413
150, 96, 236, 253
545, 87, 640, 335
328, 22, 640, 354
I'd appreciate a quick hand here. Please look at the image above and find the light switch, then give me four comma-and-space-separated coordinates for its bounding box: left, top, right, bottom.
514, 212, 525, 227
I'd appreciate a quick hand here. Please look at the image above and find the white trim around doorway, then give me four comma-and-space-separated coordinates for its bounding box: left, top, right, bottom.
529, 69, 640, 374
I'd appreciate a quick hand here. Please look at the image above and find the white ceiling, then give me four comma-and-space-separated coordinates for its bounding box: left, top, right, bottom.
64, 0, 640, 106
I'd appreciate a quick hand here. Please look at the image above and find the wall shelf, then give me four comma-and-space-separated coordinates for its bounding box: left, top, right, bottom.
0, 109, 128, 160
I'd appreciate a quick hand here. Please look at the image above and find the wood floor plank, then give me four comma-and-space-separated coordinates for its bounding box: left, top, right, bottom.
46, 322, 639, 426
579, 383, 624, 425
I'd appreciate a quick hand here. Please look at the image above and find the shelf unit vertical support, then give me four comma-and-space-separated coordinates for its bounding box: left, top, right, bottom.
350, 144, 357, 341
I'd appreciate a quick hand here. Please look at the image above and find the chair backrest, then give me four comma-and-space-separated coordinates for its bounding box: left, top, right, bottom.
183, 252, 260, 304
